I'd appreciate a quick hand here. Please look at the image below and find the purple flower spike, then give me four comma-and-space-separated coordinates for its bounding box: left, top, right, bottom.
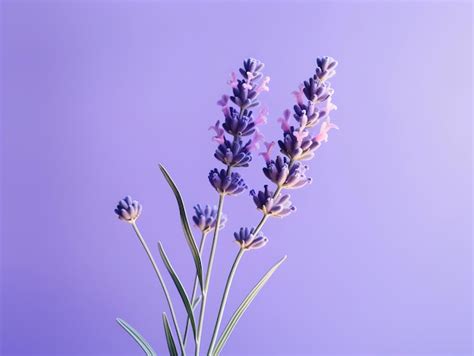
263, 156, 312, 189
229, 58, 269, 110
278, 128, 319, 161
114, 196, 142, 223
250, 185, 296, 218
240, 58, 264, 81
315, 56, 338, 82
223, 107, 256, 137
234, 227, 268, 250
230, 80, 259, 110
302, 78, 333, 103
209, 168, 248, 196
214, 138, 253, 167
192, 204, 227, 234
293, 100, 321, 129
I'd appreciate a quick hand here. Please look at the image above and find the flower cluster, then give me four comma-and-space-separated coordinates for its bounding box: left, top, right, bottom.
114, 196, 142, 223
250, 185, 295, 218
263, 156, 312, 189
192, 204, 227, 234
234, 227, 268, 250
208, 168, 248, 196
208, 58, 271, 196
214, 138, 252, 167
250, 56, 339, 220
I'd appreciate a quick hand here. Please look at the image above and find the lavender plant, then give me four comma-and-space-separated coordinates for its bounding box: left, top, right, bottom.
115, 56, 339, 356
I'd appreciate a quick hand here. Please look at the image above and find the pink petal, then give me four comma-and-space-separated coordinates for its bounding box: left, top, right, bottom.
277, 109, 291, 132
248, 129, 265, 151
227, 72, 238, 88
255, 107, 269, 126
294, 129, 309, 143
292, 84, 305, 105
217, 94, 229, 107
259, 141, 275, 162
256, 76, 270, 94
209, 120, 225, 144
314, 120, 339, 143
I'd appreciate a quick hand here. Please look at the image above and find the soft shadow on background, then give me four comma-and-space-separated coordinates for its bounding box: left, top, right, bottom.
1, 1, 472, 355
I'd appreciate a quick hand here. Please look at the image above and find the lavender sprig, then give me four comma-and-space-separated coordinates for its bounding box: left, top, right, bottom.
208, 57, 339, 354
197, 58, 271, 355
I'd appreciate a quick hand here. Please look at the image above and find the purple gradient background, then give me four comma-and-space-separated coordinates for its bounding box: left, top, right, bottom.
1, 1, 472, 355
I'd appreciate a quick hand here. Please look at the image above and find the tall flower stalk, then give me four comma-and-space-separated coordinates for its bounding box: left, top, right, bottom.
114, 197, 186, 355
197, 59, 270, 356
183, 206, 227, 345
114, 57, 339, 356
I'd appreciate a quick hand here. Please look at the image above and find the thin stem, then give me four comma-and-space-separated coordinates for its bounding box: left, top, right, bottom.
206, 183, 284, 354
207, 248, 245, 354
131, 222, 186, 356
183, 232, 208, 346
195, 192, 226, 356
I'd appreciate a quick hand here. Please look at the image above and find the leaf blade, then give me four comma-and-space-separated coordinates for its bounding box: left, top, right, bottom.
192, 295, 202, 309
162, 313, 179, 356
158, 242, 197, 340
159, 164, 203, 289
213, 255, 287, 355
116, 318, 157, 356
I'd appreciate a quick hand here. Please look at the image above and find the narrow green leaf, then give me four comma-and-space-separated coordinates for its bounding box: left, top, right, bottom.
116, 318, 157, 356
158, 242, 197, 340
213, 255, 287, 355
159, 164, 203, 289
192, 295, 202, 310
162, 313, 178, 356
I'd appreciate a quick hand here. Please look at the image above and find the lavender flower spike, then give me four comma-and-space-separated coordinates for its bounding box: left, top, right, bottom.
234, 227, 268, 250
223, 107, 256, 137
214, 138, 252, 167
315, 56, 338, 82
192, 204, 227, 234
278, 127, 319, 161
302, 77, 333, 103
209, 168, 248, 195
263, 155, 312, 189
114, 196, 142, 223
230, 58, 268, 110
250, 185, 296, 218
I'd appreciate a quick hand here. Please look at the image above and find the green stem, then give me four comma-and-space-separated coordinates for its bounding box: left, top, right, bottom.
183, 232, 207, 346
195, 193, 226, 355
207, 248, 245, 354
131, 222, 186, 356
206, 183, 285, 353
